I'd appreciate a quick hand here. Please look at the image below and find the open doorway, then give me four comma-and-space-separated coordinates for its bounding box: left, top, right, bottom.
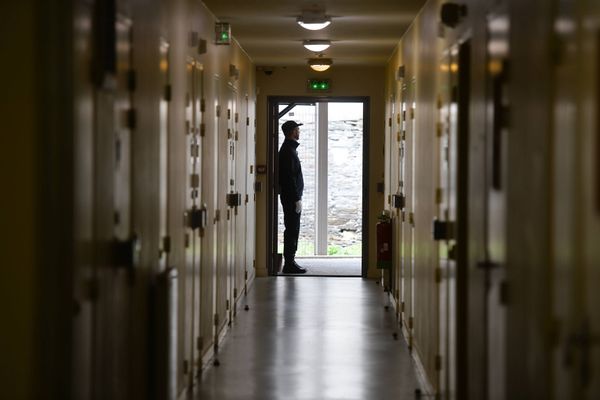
267, 97, 370, 277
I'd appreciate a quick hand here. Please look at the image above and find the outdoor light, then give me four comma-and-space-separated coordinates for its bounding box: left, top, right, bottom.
308, 58, 332, 72
303, 40, 331, 52
297, 11, 331, 30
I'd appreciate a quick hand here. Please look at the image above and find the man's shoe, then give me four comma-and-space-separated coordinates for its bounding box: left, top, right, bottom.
292, 261, 306, 270
281, 263, 307, 274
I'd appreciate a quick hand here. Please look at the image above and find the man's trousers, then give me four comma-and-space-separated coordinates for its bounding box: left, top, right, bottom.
281, 199, 300, 264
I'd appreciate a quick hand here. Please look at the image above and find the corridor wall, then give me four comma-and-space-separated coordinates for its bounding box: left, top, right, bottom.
2, 0, 256, 399
384, 0, 600, 399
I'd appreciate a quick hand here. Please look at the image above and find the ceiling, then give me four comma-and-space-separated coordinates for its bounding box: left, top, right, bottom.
201, 0, 427, 67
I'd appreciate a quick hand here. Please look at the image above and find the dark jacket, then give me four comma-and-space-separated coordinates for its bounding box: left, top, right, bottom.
278, 138, 304, 202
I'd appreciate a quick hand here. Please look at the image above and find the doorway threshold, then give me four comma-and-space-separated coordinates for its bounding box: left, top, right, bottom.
278, 256, 361, 277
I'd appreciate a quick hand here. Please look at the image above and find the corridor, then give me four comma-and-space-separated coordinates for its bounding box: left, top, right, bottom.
5, 0, 600, 399
197, 278, 420, 400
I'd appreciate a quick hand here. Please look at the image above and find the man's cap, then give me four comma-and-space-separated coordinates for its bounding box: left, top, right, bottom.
282, 120, 303, 134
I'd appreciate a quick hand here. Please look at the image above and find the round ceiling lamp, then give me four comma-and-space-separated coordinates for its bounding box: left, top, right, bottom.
303, 40, 331, 52
308, 58, 332, 72
297, 11, 331, 30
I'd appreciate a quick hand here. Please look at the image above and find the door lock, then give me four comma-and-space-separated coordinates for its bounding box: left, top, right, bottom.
187, 205, 208, 230
432, 219, 455, 240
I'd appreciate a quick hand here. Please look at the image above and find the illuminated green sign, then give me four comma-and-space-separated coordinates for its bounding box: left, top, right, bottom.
215, 23, 231, 45
307, 79, 331, 92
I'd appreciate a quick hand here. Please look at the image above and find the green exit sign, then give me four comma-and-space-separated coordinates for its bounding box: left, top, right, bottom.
308, 79, 331, 92
215, 23, 231, 45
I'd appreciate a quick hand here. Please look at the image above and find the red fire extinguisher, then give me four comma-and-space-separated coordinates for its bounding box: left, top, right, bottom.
376, 212, 392, 269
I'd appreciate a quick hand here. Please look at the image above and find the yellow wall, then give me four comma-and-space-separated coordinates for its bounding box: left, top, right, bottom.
255, 66, 386, 277
0, 2, 36, 398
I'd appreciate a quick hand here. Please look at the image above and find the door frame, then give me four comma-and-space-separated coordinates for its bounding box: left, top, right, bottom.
266, 96, 371, 277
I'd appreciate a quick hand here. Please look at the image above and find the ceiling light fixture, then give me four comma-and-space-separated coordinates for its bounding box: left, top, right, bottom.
297, 11, 331, 31
308, 57, 332, 72
303, 40, 331, 52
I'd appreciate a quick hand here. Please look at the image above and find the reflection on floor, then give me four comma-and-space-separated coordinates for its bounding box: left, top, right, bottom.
282, 257, 361, 276
197, 277, 421, 400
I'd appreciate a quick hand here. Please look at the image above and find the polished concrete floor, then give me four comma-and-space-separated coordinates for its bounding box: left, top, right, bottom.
196, 277, 421, 400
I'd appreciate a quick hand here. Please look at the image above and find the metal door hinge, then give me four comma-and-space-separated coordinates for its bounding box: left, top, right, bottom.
244, 270, 248, 280
216, 105, 221, 117
448, 244, 457, 260
214, 313, 219, 326
164, 84, 172, 101
200, 99, 205, 112
410, 107, 415, 119
227, 209, 230, 220
227, 109, 231, 119
388, 117, 392, 127
127, 108, 137, 129
214, 209, 220, 223
127, 69, 136, 92
190, 173, 199, 188
235, 112, 239, 123
234, 288, 238, 298
200, 123, 206, 137
197, 336, 203, 351
191, 143, 199, 157
397, 113, 401, 124
162, 236, 171, 253
499, 280, 509, 305
226, 300, 230, 310
246, 117, 250, 126
409, 316, 414, 329
253, 259, 256, 268
227, 128, 232, 139
409, 212, 415, 226
435, 188, 443, 204
435, 355, 442, 371
184, 233, 190, 248
401, 301, 405, 312
436, 122, 443, 137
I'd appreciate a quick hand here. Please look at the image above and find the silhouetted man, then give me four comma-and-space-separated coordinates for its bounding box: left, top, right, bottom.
278, 120, 308, 274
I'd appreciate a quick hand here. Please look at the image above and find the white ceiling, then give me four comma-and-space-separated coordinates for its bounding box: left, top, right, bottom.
201, 0, 427, 67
